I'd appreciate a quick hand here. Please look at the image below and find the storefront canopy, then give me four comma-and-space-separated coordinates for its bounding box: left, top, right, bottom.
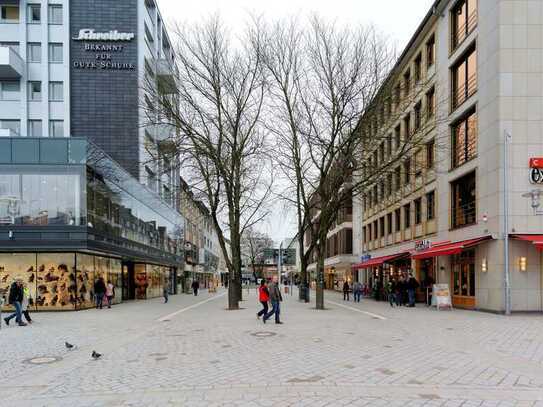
352, 252, 409, 269
511, 234, 543, 250
411, 236, 492, 260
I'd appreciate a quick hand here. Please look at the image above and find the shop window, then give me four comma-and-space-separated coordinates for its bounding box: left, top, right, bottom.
0, 254, 37, 311
452, 108, 477, 168
395, 208, 401, 232
451, 0, 477, 50
414, 198, 422, 224
452, 45, 477, 110
426, 190, 435, 220
36, 253, 76, 310
404, 203, 411, 229
426, 34, 435, 68
451, 171, 476, 229
452, 249, 475, 297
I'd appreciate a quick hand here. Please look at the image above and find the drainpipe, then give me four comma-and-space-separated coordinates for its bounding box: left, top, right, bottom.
504, 130, 512, 315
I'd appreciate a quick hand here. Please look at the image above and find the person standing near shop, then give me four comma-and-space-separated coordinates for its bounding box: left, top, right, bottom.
256, 279, 269, 319
163, 280, 170, 303
4, 279, 26, 326
263, 275, 283, 324
191, 280, 200, 296
407, 273, 420, 307
105, 281, 115, 308
21, 283, 32, 324
94, 277, 106, 309
353, 280, 362, 302
342, 280, 350, 301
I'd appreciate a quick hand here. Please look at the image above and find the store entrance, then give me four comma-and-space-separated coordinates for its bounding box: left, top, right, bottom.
417, 258, 435, 304
451, 249, 476, 308
122, 262, 135, 300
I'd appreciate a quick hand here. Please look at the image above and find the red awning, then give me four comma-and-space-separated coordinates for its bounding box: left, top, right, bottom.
411, 236, 492, 259
352, 252, 409, 269
511, 234, 543, 250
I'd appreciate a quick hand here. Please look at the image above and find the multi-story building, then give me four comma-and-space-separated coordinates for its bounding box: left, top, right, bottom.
353, 0, 543, 312
178, 179, 220, 289
0, 0, 183, 310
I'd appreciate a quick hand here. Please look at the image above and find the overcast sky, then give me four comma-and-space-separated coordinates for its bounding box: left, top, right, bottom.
157, 0, 435, 244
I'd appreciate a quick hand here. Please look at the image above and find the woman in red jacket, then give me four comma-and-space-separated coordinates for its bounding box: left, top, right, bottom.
256, 279, 270, 319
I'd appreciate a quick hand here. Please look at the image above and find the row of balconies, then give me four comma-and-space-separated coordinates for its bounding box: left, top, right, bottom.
362, 217, 437, 253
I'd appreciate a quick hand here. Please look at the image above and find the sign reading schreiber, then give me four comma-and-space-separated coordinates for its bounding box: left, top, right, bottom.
72, 29, 136, 70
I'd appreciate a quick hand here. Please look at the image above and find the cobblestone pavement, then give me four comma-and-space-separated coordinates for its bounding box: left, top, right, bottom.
1, 287, 543, 406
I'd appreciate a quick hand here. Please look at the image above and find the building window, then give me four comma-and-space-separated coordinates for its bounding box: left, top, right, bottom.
403, 69, 411, 97
0, 81, 20, 100
48, 5, 63, 25
373, 220, 378, 240
414, 198, 422, 224
28, 120, 42, 137
48, 43, 63, 63
1, 5, 19, 22
415, 149, 424, 178
426, 34, 435, 68
379, 142, 385, 163
426, 190, 435, 220
414, 53, 422, 83
394, 125, 401, 149
403, 158, 411, 185
394, 166, 401, 191
426, 139, 435, 169
386, 173, 393, 196
404, 203, 411, 229
451, 0, 477, 50
379, 217, 385, 238
452, 46, 477, 110
426, 86, 435, 119
28, 81, 41, 101
0, 119, 20, 136
27, 43, 41, 62
49, 82, 63, 101
451, 171, 476, 229
395, 208, 401, 232
386, 135, 392, 156
404, 114, 411, 139
387, 212, 393, 235
49, 120, 64, 137
362, 226, 367, 244
394, 84, 401, 106
27, 4, 40, 23
414, 101, 422, 131
452, 109, 477, 168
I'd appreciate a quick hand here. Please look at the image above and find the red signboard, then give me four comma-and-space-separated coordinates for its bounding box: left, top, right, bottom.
529, 158, 543, 169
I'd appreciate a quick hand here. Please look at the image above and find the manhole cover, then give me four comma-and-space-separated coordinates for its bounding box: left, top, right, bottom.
250, 331, 277, 338
25, 356, 62, 365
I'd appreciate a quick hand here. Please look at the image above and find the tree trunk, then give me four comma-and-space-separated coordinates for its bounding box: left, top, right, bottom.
315, 238, 326, 310
228, 234, 242, 309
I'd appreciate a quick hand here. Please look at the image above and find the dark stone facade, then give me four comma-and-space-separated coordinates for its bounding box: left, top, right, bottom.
70, 0, 140, 179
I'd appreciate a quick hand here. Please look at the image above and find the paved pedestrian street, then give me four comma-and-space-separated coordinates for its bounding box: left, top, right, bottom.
2, 289, 543, 406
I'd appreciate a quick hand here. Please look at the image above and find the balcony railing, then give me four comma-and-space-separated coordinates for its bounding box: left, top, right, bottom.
452, 73, 477, 110
451, 200, 476, 229
452, 10, 478, 50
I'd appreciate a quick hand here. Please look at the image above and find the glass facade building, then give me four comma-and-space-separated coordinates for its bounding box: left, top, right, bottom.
0, 138, 184, 311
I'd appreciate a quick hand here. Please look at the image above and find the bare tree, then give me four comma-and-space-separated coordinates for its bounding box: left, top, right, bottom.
241, 227, 274, 281
144, 16, 272, 309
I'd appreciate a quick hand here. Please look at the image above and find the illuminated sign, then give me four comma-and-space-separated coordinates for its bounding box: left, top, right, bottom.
529, 158, 543, 184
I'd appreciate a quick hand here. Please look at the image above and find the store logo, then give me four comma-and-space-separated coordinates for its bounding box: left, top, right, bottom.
529, 158, 543, 184
73, 29, 135, 41
415, 239, 431, 251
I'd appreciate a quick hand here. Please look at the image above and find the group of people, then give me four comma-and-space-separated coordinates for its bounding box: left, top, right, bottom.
342, 281, 363, 302
3, 278, 33, 327
386, 273, 420, 307
93, 277, 116, 309
256, 275, 283, 324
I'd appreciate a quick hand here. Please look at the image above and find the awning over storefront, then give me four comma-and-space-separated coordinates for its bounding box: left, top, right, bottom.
351, 252, 409, 269
411, 236, 492, 259
511, 234, 543, 250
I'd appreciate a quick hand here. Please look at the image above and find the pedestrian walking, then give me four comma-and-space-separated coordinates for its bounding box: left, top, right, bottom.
191, 280, 200, 296
387, 279, 398, 307
21, 283, 32, 324
353, 281, 362, 302
163, 281, 170, 303
343, 280, 350, 301
263, 275, 283, 324
3, 279, 26, 326
105, 281, 115, 308
94, 277, 106, 309
407, 273, 420, 307
256, 279, 269, 319
397, 276, 406, 306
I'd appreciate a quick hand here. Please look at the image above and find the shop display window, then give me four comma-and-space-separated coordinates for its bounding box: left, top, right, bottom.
36, 253, 76, 310
134, 263, 148, 299
108, 259, 122, 305
452, 249, 475, 297
0, 253, 37, 311
76, 253, 95, 309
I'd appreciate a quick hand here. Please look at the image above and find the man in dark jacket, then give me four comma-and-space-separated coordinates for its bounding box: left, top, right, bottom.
263, 275, 283, 324
4, 279, 26, 326
191, 280, 200, 296
407, 273, 420, 307
94, 277, 106, 309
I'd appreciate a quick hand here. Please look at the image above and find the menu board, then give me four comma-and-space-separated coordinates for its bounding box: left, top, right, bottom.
432, 284, 452, 310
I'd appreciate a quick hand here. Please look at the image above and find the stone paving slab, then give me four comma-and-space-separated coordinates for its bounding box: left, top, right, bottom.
1, 287, 543, 406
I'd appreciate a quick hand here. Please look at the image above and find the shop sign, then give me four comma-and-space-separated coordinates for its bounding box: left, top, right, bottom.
73, 29, 135, 41
529, 158, 543, 184
360, 254, 371, 262
415, 239, 431, 252
432, 284, 452, 310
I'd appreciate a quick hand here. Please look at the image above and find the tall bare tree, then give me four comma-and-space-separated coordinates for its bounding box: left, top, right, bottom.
144, 16, 272, 309
241, 227, 274, 281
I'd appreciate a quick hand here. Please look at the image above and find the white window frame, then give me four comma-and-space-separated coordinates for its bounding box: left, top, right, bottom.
48, 43, 63, 64
49, 82, 63, 101
28, 120, 42, 137
27, 4, 40, 24
0, 81, 20, 101
28, 81, 42, 101
27, 43, 41, 63
49, 120, 64, 137
48, 4, 62, 25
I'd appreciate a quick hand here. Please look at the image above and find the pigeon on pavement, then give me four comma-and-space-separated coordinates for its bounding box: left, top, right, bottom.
91, 351, 102, 360
65, 342, 75, 350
